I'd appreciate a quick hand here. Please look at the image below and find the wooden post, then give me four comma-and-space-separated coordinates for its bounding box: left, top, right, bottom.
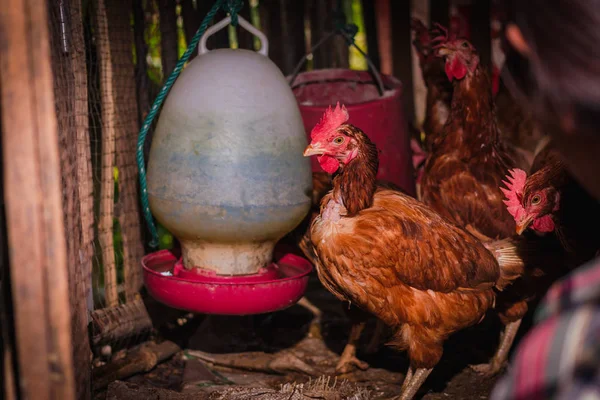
92, 0, 119, 308
362, 0, 381, 72
133, 0, 151, 121
46, 0, 94, 397
181, 0, 201, 61
471, 0, 491, 71
0, 0, 77, 398
308, 0, 349, 70
429, 0, 449, 27
158, 0, 179, 79
260, 0, 306, 75
375, 0, 392, 75
105, 0, 147, 300
390, 0, 415, 125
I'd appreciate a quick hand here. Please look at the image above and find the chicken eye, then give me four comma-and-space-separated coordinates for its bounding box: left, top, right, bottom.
531, 195, 542, 205
333, 136, 345, 145
461, 42, 469, 48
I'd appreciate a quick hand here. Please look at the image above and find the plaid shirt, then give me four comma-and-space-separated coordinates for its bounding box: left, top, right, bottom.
491, 256, 600, 400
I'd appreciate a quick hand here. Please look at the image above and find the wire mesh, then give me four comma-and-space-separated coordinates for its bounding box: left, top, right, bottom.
47, 0, 151, 395
86, 0, 148, 343
47, 0, 93, 399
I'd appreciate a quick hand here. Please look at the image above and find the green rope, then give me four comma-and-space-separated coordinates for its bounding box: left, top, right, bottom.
136, 0, 243, 247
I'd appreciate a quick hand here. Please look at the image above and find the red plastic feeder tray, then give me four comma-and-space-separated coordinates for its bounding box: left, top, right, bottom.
142, 249, 312, 315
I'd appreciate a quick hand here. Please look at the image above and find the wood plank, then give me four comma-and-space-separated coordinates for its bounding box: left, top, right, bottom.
105, 0, 146, 300
429, 0, 449, 27
390, 0, 414, 124
181, 0, 201, 60
92, 0, 119, 308
133, 0, 151, 119
362, 0, 381, 71
470, 0, 491, 70
375, 0, 392, 75
0, 0, 76, 398
260, 0, 306, 75
308, 0, 349, 69
158, 0, 179, 78
47, 0, 94, 397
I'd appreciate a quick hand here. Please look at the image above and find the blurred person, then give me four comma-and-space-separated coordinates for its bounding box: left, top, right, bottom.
491, 1, 600, 399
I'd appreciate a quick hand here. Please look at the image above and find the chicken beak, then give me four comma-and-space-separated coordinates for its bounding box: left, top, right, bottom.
303, 143, 324, 157
515, 216, 534, 235
437, 47, 452, 56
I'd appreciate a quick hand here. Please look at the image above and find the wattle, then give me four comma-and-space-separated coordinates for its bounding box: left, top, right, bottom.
317, 155, 340, 174
445, 57, 468, 81
533, 215, 555, 232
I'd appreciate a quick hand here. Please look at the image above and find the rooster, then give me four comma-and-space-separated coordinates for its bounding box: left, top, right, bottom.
301, 103, 525, 400
503, 140, 600, 266
420, 32, 534, 375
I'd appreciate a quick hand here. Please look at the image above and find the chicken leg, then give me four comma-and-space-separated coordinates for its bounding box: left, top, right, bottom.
397, 367, 433, 400
470, 319, 522, 376
335, 322, 369, 374
364, 319, 387, 354
297, 296, 323, 339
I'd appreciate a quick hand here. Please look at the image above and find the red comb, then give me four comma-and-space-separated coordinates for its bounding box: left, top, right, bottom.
310, 102, 349, 141
431, 22, 458, 48
500, 169, 528, 221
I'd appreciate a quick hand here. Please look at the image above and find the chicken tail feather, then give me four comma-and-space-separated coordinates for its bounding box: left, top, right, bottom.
484, 235, 565, 291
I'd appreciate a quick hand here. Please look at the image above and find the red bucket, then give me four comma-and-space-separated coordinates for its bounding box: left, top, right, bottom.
289, 69, 415, 196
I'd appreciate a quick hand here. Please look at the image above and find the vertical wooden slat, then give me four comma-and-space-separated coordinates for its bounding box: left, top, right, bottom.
362, 0, 381, 71
133, 0, 151, 121
260, 0, 306, 75
390, 0, 414, 124
92, 0, 118, 308
0, 0, 76, 399
181, 0, 201, 59
308, 0, 349, 69
429, 0, 449, 27
471, 0, 491, 70
375, 0, 392, 75
259, 0, 284, 70
0, 145, 17, 400
47, 0, 93, 397
158, 0, 179, 79
106, 0, 146, 301
70, 0, 93, 396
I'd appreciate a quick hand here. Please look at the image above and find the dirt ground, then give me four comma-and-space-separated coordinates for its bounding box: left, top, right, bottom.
97, 273, 536, 400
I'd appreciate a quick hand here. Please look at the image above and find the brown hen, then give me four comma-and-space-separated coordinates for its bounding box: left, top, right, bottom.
301, 103, 522, 400
504, 139, 600, 266
420, 34, 539, 375
411, 19, 454, 153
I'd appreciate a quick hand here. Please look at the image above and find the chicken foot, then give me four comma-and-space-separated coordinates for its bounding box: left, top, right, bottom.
364, 319, 388, 354
396, 367, 433, 400
470, 319, 522, 376
297, 297, 323, 339
335, 322, 369, 374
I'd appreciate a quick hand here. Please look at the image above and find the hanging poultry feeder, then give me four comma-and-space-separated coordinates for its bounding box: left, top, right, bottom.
142, 15, 313, 315
288, 30, 416, 196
